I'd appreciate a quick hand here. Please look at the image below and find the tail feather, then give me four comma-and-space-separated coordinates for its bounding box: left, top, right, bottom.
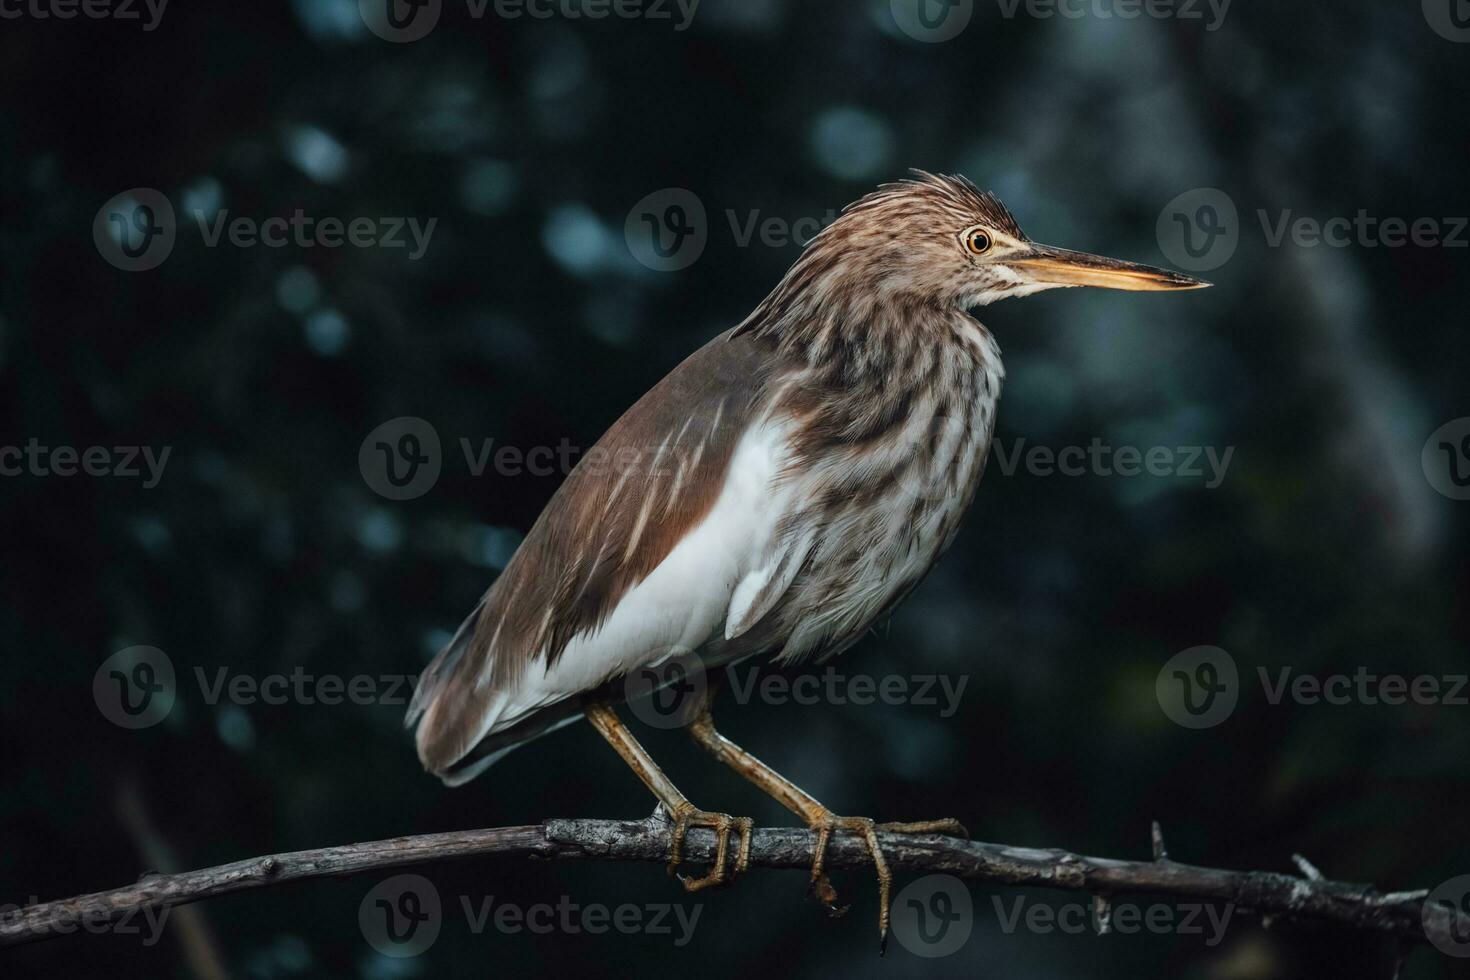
407, 598, 514, 778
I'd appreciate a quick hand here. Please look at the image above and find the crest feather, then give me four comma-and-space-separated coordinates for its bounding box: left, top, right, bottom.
844, 169, 1025, 239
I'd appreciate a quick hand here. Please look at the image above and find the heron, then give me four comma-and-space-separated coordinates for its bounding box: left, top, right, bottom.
406, 171, 1209, 945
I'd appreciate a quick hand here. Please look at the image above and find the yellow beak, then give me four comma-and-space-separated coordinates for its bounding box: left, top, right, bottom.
1009, 244, 1212, 292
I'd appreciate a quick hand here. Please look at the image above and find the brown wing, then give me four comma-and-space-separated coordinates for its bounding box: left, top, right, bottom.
407, 327, 781, 778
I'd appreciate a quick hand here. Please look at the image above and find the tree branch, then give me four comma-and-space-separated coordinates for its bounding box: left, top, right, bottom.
2, 815, 1458, 951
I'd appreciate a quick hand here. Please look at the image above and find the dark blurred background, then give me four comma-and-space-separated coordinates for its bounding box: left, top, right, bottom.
2, 1, 1469, 977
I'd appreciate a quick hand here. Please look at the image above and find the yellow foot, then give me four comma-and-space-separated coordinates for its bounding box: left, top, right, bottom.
805, 814, 968, 951
665, 803, 754, 892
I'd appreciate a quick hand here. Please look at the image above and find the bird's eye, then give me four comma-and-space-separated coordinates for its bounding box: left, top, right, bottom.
965, 229, 993, 255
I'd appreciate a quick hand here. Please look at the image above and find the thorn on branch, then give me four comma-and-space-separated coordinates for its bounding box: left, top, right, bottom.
1291, 853, 1325, 882
1150, 820, 1168, 861
1391, 941, 1409, 980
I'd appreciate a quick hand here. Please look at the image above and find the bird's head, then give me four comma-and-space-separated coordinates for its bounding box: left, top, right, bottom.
773, 171, 1210, 312
737, 172, 1209, 355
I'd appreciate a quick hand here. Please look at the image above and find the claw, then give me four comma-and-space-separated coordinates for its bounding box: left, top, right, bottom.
665, 803, 753, 891
803, 813, 968, 948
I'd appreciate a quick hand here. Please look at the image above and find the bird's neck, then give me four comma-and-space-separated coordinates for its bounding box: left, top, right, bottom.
737, 278, 999, 384
736, 283, 957, 375
735, 282, 1005, 464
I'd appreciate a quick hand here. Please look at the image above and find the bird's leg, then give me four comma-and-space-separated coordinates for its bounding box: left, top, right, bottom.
684, 695, 966, 948
583, 702, 753, 892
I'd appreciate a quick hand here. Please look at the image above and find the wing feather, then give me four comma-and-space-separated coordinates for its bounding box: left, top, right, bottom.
408, 328, 790, 779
